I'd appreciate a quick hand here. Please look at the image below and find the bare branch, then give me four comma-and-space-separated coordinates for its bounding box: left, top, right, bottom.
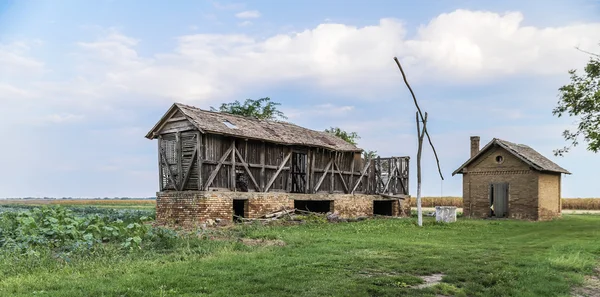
575, 46, 600, 58
393, 57, 444, 180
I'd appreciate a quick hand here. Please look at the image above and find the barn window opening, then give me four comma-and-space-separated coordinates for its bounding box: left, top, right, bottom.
495, 155, 504, 164
294, 200, 332, 213
233, 199, 248, 222
373, 200, 393, 216
223, 120, 237, 129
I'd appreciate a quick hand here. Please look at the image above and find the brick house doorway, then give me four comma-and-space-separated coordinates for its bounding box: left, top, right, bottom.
490, 183, 509, 218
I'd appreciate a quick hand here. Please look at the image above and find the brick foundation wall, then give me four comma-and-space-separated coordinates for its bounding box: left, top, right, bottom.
156, 191, 411, 225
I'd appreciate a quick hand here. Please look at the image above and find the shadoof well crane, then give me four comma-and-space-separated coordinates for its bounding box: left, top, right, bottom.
393, 57, 444, 227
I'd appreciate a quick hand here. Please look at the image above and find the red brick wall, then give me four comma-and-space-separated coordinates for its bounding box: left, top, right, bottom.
156, 191, 411, 225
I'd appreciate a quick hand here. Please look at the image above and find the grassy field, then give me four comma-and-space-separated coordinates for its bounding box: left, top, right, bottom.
0, 205, 599, 297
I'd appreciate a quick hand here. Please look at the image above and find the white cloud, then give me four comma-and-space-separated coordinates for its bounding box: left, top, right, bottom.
0, 41, 45, 78
4, 10, 600, 111
42, 113, 85, 124
238, 21, 252, 27
56, 10, 598, 106
235, 10, 261, 19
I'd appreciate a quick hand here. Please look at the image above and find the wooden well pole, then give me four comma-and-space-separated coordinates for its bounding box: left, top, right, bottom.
416, 111, 428, 227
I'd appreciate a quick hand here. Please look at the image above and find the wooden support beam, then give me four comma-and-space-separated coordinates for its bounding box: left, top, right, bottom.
166, 116, 187, 123
382, 159, 395, 194
349, 156, 355, 194
306, 149, 312, 194
197, 132, 203, 191
330, 153, 334, 193
286, 147, 292, 193
159, 146, 178, 190
333, 161, 349, 193
158, 136, 163, 191
181, 147, 198, 190
260, 142, 265, 192
264, 151, 291, 192
351, 159, 371, 194
310, 150, 316, 194
231, 139, 236, 191
313, 158, 333, 193
235, 148, 260, 191
203, 142, 234, 190
176, 132, 183, 190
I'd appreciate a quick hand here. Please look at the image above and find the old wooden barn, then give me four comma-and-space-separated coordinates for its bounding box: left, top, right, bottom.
145, 103, 411, 225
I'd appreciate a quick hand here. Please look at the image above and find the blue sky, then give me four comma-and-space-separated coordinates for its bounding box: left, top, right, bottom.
1, 0, 599, 198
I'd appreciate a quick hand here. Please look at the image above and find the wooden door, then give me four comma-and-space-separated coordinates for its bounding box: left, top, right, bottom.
490, 183, 509, 218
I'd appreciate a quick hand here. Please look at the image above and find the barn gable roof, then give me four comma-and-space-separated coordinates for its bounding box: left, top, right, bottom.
145, 103, 363, 152
452, 138, 571, 176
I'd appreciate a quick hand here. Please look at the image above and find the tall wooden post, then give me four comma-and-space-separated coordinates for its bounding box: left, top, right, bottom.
157, 135, 163, 191
197, 132, 203, 191
260, 142, 266, 192
416, 111, 428, 227
231, 139, 236, 191
176, 132, 182, 191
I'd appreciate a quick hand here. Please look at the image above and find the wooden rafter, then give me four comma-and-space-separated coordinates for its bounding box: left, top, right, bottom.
234, 148, 260, 191
264, 151, 292, 192
203, 142, 234, 190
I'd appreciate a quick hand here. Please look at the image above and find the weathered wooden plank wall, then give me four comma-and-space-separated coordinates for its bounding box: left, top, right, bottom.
156, 129, 409, 196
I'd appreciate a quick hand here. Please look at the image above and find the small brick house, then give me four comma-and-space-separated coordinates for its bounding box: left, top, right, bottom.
145, 103, 411, 225
452, 136, 570, 221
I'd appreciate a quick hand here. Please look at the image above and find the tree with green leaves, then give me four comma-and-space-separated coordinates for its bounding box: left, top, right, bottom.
362, 150, 378, 160
325, 127, 360, 146
210, 97, 287, 121
553, 47, 600, 156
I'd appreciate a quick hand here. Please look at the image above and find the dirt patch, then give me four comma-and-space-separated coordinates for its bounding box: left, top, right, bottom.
240, 238, 286, 247
413, 274, 445, 289
573, 268, 600, 297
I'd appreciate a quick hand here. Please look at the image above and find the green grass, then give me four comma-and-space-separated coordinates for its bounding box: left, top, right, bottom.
1, 215, 599, 296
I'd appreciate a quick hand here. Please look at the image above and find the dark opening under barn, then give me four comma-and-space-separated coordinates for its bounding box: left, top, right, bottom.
233, 199, 247, 222
294, 200, 332, 213
373, 200, 393, 216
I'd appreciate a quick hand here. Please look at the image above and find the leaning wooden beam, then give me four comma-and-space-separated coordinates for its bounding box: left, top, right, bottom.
351, 160, 371, 194
180, 147, 198, 190
203, 142, 234, 190
235, 148, 260, 191
333, 161, 349, 193
313, 158, 333, 193
382, 159, 396, 194
378, 193, 407, 200
159, 146, 178, 190
264, 151, 292, 192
